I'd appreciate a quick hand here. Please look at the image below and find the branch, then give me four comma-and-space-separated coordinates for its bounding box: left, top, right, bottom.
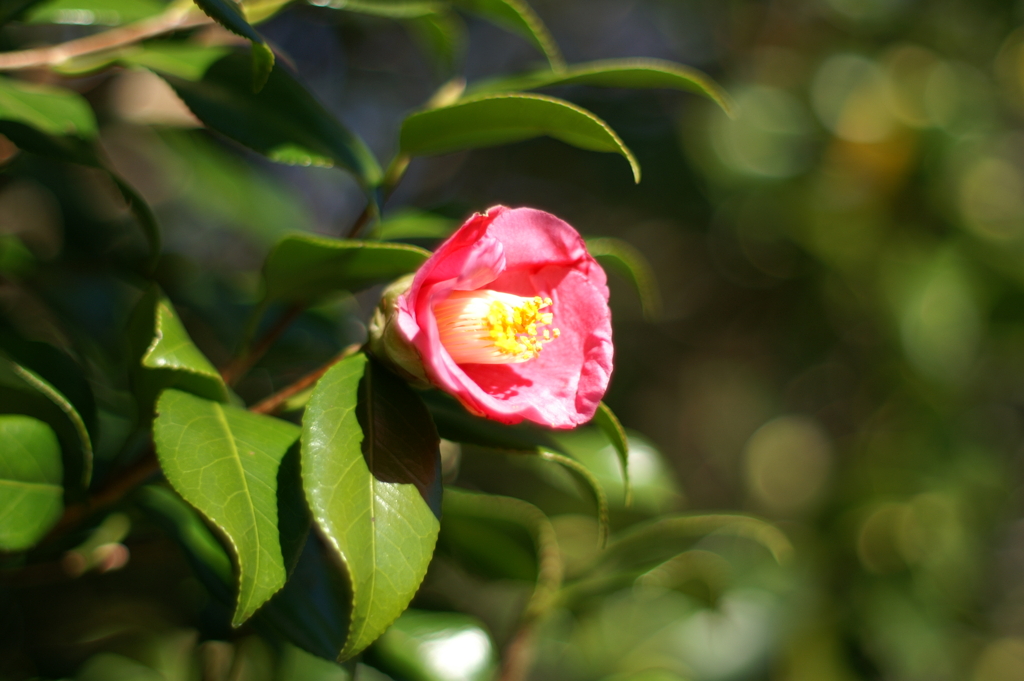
220, 303, 304, 386
0, 7, 212, 71
250, 343, 360, 415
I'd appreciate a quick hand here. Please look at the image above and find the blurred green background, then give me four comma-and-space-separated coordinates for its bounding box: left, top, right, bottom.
8, 0, 1024, 679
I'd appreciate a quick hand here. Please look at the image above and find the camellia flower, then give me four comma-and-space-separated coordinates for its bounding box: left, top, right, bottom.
369, 206, 613, 428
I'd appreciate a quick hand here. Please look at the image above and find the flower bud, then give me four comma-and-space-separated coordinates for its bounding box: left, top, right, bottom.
368, 274, 431, 387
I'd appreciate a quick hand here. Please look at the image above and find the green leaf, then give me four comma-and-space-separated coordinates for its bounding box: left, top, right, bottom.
121, 42, 232, 81
599, 514, 794, 575
441, 488, 562, 618
0, 352, 94, 487
24, 0, 166, 25
420, 390, 567, 455
587, 237, 662, 321
467, 58, 735, 116
374, 209, 456, 241
263, 234, 430, 303
371, 609, 497, 681
0, 75, 96, 138
0, 80, 160, 267
131, 288, 229, 404
592, 402, 630, 505
538, 449, 609, 546
191, 0, 274, 90
302, 353, 441, 660
406, 11, 465, 73
159, 51, 383, 188
453, 0, 563, 69
153, 388, 301, 626
399, 93, 640, 183
331, 0, 445, 17
0, 415, 63, 551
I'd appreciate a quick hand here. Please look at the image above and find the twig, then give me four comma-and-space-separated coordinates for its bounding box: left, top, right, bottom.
499, 624, 537, 681
0, 7, 211, 71
46, 448, 160, 541
250, 344, 360, 415
220, 303, 304, 386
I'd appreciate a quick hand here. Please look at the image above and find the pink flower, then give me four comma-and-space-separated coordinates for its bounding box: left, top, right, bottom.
393, 206, 613, 428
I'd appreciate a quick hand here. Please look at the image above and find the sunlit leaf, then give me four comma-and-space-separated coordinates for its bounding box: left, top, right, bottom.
372, 609, 498, 681
263, 234, 430, 303
131, 288, 229, 404
24, 0, 165, 25
399, 93, 640, 183
330, 0, 444, 17
191, 0, 274, 90
453, 0, 563, 69
0, 415, 63, 551
153, 388, 301, 626
159, 51, 383, 188
0, 75, 97, 138
302, 353, 441, 660
467, 58, 735, 116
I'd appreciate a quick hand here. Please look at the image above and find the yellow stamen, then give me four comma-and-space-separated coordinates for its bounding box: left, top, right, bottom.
433, 290, 560, 364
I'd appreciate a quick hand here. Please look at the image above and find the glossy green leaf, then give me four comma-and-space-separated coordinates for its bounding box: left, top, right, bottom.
454, 0, 563, 69
375, 209, 456, 241
441, 488, 562, 618
191, 0, 274, 90
330, 0, 444, 17
467, 58, 735, 116
372, 609, 497, 681
121, 42, 232, 80
160, 51, 383, 188
587, 237, 662, 321
302, 353, 441, 660
0, 75, 97, 138
263, 234, 430, 303
0, 415, 63, 551
0, 352, 94, 486
133, 288, 229, 404
25, 0, 165, 25
592, 402, 630, 505
153, 389, 301, 626
420, 390, 566, 455
399, 93, 640, 183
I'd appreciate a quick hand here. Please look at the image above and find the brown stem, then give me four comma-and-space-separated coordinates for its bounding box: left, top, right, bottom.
499, 623, 538, 681
0, 7, 212, 71
220, 303, 304, 386
47, 448, 160, 541
250, 343, 361, 415
345, 202, 375, 239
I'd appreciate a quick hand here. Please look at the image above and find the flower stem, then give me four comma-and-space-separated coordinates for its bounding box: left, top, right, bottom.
220, 302, 304, 386
250, 344, 361, 415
